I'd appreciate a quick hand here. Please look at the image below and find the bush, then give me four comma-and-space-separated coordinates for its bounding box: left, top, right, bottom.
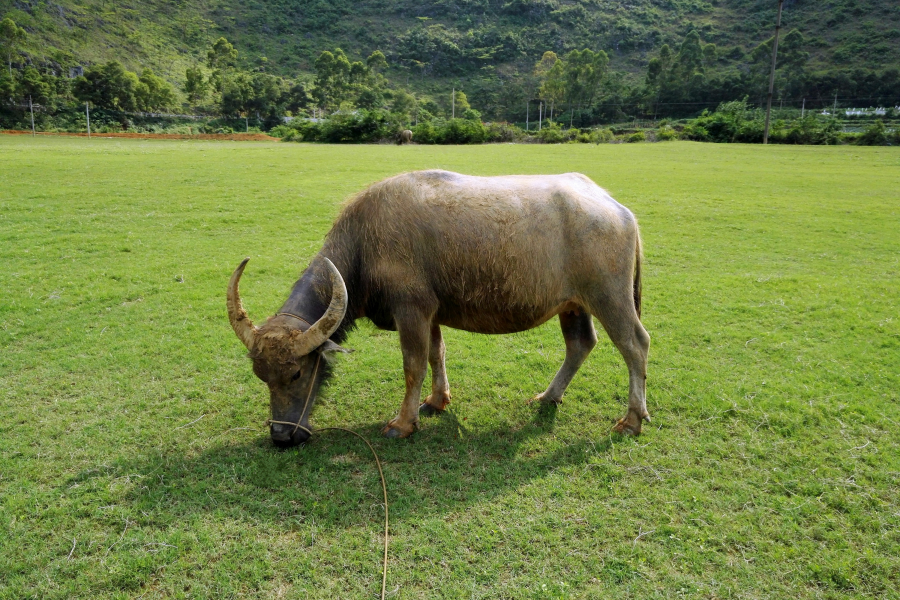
410, 118, 488, 144
626, 131, 646, 143
856, 120, 888, 146
656, 125, 678, 141
681, 122, 709, 141
267, 124, 293, 138
590, 128, 614, 143
317, 110, 396, 143
279, 110, 404, 143
440, 118, 487, 144
783, 116, 841, 145
534, 123, 575, 144
411, 121, 438, 144
484, 122, 524, 143
678, 98, 849, 146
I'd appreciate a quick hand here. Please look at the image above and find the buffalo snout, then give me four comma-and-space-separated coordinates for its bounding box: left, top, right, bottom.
269, 421, 311, 447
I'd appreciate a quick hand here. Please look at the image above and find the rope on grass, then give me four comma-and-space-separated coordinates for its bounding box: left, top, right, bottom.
260, 343, 390, 599
264, 420, 390, 600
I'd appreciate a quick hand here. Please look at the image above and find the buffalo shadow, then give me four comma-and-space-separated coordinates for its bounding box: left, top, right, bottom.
88, 403, 623, 533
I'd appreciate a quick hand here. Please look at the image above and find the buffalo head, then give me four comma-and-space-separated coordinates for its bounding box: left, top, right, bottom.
227, 257, 348, 446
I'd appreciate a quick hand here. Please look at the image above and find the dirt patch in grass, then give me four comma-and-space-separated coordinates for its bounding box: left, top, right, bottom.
0, 129, 277, 141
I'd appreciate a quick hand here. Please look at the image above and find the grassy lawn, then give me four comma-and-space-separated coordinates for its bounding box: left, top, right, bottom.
1, 137, 898, 599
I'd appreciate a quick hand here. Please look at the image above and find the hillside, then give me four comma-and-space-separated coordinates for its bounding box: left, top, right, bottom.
1, 0, 899, 129
4, 0, 899, 83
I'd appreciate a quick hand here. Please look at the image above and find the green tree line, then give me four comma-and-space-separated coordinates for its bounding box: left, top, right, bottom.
1, 13, 898, 137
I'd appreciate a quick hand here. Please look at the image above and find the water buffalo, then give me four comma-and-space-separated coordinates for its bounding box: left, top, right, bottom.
227, 170, 650, 446
399, 129, 413, 144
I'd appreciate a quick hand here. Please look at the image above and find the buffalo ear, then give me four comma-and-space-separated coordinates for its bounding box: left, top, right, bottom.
318, 339, 352, 359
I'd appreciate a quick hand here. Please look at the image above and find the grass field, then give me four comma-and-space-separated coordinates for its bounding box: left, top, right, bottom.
1, 137, 898, 599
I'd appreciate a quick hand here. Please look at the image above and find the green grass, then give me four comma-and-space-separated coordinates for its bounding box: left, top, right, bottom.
1, 137, 898, 599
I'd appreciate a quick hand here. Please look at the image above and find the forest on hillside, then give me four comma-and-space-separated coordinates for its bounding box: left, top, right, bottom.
1, 0, 899, 140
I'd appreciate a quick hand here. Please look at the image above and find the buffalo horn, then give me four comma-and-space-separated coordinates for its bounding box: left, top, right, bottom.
227, 257, 258, 350
292, 258, 348, 355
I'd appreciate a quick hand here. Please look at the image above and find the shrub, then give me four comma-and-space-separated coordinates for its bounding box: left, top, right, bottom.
484, 122, 524, 143
783, 116, 841, 145
534, 123, 575, 144
656, 125, 678, 141
316, 110, 395, 143
681, 122, 709, 141
411, 121, 439, 144
536, 125, 565, 143
856, 120, 888, 146
626, 131, 646, 143
267, 124, 293, 138
409, 118, 488, 144
590, 128, 614, 143
439, 118, 487, 144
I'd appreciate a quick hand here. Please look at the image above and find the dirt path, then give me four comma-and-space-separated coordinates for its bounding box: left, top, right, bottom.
1, 130, 278, 141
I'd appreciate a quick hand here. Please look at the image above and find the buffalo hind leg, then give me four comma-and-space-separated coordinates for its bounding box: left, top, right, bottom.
591, 292, 650, 435
420, 323, 451, 417
532, 309, 597, 405
382, 305, 433, 439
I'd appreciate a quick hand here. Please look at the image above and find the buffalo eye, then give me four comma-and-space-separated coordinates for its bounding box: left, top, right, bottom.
291, 370, 303, 382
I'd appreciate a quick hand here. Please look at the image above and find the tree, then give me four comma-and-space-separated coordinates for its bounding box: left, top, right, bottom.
534, 51, 558, 79
207, 37, 238, 70
17, 66, 52, 105
184, 66, 207, 104
0, 70, 15, 103
390, 89, 417, 121
562, 48, 608, 126
453, 90, 470, 113
0, 17, 27, 77
220, 72, 254, 116
313, 49, 352, 110
247, 72, 285, 118
221, 72, 286, 121
207, 37, 237, 94
645, 31, 720, 116
284, 81, 313, 115
73, 61, 140, 111
366, 51, 387, 73
136, 69, 177, 111
750, 29, 808, 101
538, 54, 566, 121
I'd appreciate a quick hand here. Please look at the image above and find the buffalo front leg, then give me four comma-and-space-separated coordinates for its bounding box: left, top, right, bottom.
532, 309, 597, 405
382, 307, 433, 439
419, 323, 451, 416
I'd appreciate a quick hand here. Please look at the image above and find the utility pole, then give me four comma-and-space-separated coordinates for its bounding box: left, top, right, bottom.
452, 87, 455, 119
801, 98, 805, 119
29, 95, 35, 137
539, 102, 543, 131
833, 93, 838, 115
763, 0, 784, 145
526, 100, 529, 131
86, 102, 91, 137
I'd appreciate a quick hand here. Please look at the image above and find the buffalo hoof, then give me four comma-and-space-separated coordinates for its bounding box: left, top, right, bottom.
381, 419, 417, 439
612, 410, 651, 436
528, 392, 562, 406
418, 390, 451, 419
418, 402, 444, 417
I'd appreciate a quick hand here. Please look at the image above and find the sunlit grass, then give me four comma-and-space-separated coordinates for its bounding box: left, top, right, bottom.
1, 137, 898, 599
